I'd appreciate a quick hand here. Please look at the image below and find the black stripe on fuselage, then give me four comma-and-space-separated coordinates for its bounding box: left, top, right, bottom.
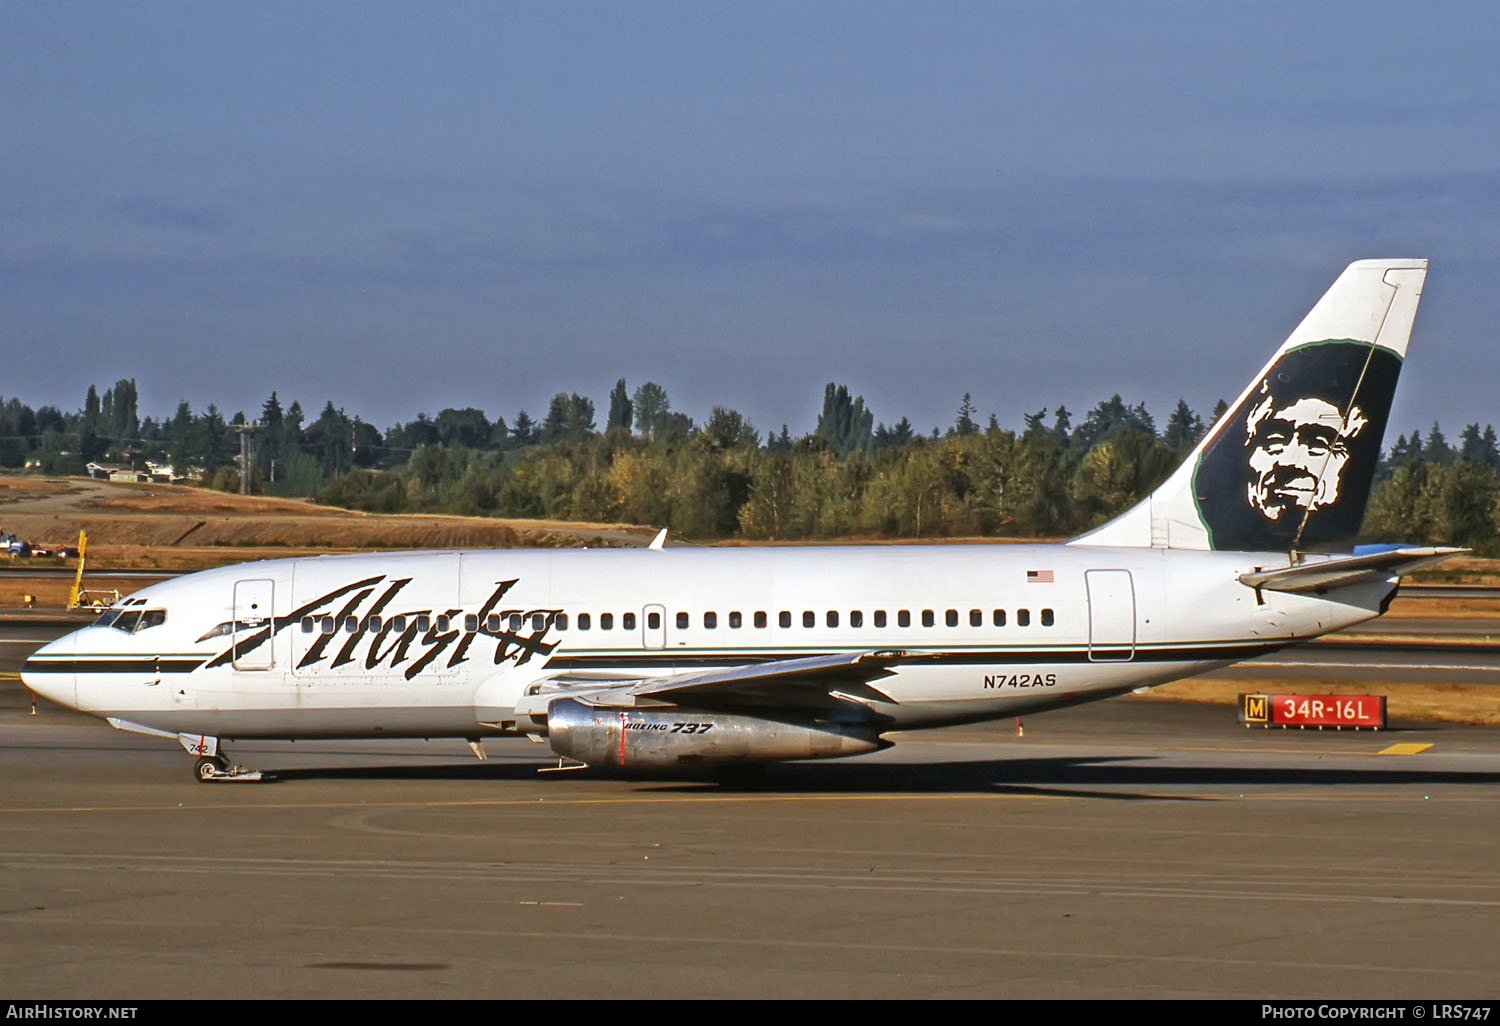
22, 657, 208, 675
542, 642, 1283, 670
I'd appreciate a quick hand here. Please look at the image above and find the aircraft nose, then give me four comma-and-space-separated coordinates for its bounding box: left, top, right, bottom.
20, 630, 77, 711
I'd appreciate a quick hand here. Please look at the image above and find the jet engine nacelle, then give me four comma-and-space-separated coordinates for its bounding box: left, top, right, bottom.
546, 697, 889, 769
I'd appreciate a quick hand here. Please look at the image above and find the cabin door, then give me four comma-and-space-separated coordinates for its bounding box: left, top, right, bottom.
1085, 569, 1135, 662
232, 579, 276, 670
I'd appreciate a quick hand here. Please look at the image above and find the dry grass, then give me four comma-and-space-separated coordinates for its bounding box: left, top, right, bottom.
1144, 677, 1500, 725
0, 475, 660, 567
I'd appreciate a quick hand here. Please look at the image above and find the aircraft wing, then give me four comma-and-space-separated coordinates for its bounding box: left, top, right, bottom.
517, 650, 906, 716
1237, 546, 1467, 594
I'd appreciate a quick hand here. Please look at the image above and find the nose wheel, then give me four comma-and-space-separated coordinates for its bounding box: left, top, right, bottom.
194, 755, 229, 782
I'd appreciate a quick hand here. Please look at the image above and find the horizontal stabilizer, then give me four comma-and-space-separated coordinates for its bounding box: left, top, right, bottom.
1237, 546, 1467, 593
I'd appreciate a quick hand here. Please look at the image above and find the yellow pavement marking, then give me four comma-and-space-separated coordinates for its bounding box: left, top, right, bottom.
1379, 742, 1433, 755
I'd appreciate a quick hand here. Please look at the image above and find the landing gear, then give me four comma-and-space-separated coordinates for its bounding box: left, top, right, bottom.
179, 733, 263, 782
190, 750, 264, 783
194, 755, 228, 782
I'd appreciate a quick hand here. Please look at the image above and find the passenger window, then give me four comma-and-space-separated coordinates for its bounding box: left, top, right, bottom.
754, 611, 767, 628
436, 615, 451, 633
729, 611, 742, 629
300, 616, 315, 634
578, 613, 591, 630
945, 609, 958, 627
922, 610, 935, 628
704, 612, 717, 629
969, 609, 981, 627
874, 610, 886, 628
366, 615, 382, 633
1041, 608, 1054, 627
826, 610, 839, 628
647, 611, 660, 630
464, 614, 478, 632
850, 610, 862, 628
392, 615, 408, 633
1017, 609, 1031, 627
344, 617, 359, 634
320, 616, 336, 635
485, 614, 499, 632
676, 611, 689, 629
417, 615, 432, 633
556, 613, 568, 630
601, 613, 614, 630
510, 614, 524, 631
898, 610, 911, 627
993, 609, 1006, 627
779, 611, 791, 628
803, 611, 814, 628
623, 612, 636, 630
531, 614, 545, 631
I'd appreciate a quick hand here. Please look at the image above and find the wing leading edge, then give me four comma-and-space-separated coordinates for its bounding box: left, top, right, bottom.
514, 650, 906, 717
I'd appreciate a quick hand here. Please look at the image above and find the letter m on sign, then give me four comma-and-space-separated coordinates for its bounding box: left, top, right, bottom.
1241, 694, 1269, 724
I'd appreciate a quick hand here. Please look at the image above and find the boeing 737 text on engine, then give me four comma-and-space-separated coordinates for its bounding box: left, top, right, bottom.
23, 259, 1461, 780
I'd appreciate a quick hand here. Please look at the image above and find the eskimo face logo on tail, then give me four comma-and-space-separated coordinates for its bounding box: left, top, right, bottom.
1194, 340, 1401, 553
1244, 388, 1368, 520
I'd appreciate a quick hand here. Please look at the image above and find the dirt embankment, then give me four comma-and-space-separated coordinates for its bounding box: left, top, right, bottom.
0, 475, 661, 569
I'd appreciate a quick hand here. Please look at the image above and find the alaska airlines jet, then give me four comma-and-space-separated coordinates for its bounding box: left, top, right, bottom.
23, 259, 1459, 780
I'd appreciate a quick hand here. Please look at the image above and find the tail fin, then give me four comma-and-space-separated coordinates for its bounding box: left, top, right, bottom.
1070, 258, 1428, 554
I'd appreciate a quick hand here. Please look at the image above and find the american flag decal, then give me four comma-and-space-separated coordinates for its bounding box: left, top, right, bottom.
1026, 569, 1054, 583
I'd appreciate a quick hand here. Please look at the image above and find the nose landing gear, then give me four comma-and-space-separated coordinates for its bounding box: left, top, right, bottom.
178, 733, 265, 782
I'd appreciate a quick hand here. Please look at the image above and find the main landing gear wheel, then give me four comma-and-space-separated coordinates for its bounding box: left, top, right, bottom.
194, 755, 228, 782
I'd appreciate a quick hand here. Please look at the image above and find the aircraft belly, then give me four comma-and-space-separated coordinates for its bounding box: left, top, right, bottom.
871, 659, 1234, 728
95, 703, 484, 740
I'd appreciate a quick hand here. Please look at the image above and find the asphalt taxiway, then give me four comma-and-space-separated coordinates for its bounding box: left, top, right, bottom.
2, 671, 1499, 1000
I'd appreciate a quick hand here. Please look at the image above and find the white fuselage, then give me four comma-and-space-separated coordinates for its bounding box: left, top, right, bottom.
23, 543, 1393, 742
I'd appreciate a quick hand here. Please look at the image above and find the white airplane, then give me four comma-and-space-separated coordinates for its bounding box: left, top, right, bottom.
23, 259, 1460, 781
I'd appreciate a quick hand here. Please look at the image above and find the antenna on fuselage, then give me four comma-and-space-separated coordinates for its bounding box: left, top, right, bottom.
648, 528, 668, 550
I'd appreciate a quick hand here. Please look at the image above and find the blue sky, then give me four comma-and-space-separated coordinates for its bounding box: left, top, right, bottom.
3, 1, 1497, 440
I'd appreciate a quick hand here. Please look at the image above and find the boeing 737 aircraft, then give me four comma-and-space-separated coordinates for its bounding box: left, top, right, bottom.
23, 259, 1460, 781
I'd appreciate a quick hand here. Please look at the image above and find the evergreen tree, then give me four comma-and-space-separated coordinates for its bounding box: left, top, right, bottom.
953, 394, 978, 436
1423, 422, 1452, 467
814, 383, 874, 457
607, 378, 633, 432
510, 410, 539, 447
1050, 405, 1072, 450
1162, 399, 1205, 454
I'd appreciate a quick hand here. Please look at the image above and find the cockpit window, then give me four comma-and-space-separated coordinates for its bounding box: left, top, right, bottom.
93, 609, 122, 628
137, 609, 167, 631
112, 610, 143, 633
